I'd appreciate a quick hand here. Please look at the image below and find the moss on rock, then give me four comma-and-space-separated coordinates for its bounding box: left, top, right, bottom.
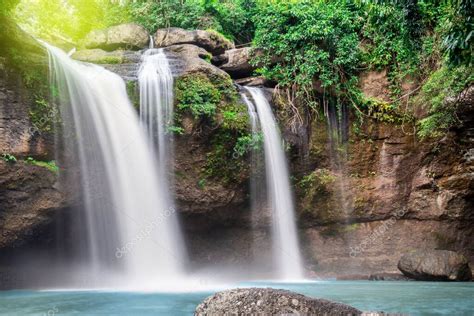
174, 72, 250, 184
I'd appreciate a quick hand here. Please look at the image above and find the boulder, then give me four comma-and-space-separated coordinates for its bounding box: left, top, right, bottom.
83, 23, 149, 51
213, 47, 256, 78
154, 28, 234, 55
163, 44, 229, 81
194, 288, 363, 315
71, 49, 140, 64
398, 250, 472, 281
235, 76, 273, 87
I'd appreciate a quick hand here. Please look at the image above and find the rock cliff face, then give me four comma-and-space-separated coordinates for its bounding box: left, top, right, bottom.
0, 21, 472, 281
0, 16, 69, 255
288, 83, 474, 277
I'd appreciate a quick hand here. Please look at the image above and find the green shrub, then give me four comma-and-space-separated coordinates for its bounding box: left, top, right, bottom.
175, 74, 221, 119
166, 125, 184, 135
416, 65, 473, 138
252, 0, 361, 110
29, 97, 57, 133
1, 153, 17, 163
233, 133, 263, 158
299, 169, 336, 195
25, 157, 59, 173
126, 0, 255, 44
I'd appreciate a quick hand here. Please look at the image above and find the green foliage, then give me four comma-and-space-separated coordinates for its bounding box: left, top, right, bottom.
29, 97, 57, 133
25, 157, 59, 173
201, 0, 257, 43
441, 0, 473, 67
252, 0, 361, 108
0, 0, 19, 15
204, 82, 251, 181
299, 169, 336, 194
97, 56, 123, 64
359, 1, 421, 71
166, 125, 184, 135
204, 131, 247, 183
127, 0, 204, 33
197, 178, 206, 189
173, 72, 250, 183
1, 153, 17, 163
416, 65, 473, 138
126, 0, 256, 43
175, 74, 221, 119
233, 133, 263, 158
220, 102, 249, 131
359, 0, 472, 90
363, 97, 404, 123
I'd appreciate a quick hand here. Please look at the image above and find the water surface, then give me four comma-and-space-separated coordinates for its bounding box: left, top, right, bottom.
1, 281, 473, 315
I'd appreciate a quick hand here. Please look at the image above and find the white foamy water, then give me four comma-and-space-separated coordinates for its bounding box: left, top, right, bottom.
43, 42, 186, 289
244, 87, 304, 280
138, 48, 175, 209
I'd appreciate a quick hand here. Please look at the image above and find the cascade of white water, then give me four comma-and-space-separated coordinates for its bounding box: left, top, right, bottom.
43, 42, 186, 289
138, 48, 175, 210
243, 87, 304, 280
149, 35, 154, 49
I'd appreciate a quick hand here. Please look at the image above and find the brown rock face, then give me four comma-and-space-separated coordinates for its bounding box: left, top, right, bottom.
163, 44, 229, 80
0, 17, 68, 252
398, 250, 472, 281
359, 70, 391, 102
0, 66, 52, 159
0, 16, 51, 159
195, 288, 363, 316
0, 161, 66, 248
84, 23, 150, 51
154, 28, 234, 55
173, 131, 249, 223
213, 47, 256, 78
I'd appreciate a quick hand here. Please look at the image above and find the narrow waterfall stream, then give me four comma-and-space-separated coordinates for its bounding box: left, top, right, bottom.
44, 42, 186, 289
138, 47, 175, 210
243, 87, 304, 280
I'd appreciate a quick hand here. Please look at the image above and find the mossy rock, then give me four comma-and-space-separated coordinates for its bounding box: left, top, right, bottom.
174, 72, 251, 184
72, 49, 128, 64
0, 15, 54, 134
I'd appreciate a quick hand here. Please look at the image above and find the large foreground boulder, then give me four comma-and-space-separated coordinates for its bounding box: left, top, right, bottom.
83, 23, 149, 51
195, 288, 363, 315
154, 28, 234, 55
398, 250, 472, 281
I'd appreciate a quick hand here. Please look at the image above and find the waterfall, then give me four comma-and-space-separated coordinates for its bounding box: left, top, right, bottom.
243, 87, 304, 280
43, 42, 186, 289
138, 48, 175, 211
138, 45, 187, 276
149, 35, 154, 49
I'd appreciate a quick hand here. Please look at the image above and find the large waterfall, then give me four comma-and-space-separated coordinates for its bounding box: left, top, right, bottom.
243, 87, 304, 280
44, 42, 185, 289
